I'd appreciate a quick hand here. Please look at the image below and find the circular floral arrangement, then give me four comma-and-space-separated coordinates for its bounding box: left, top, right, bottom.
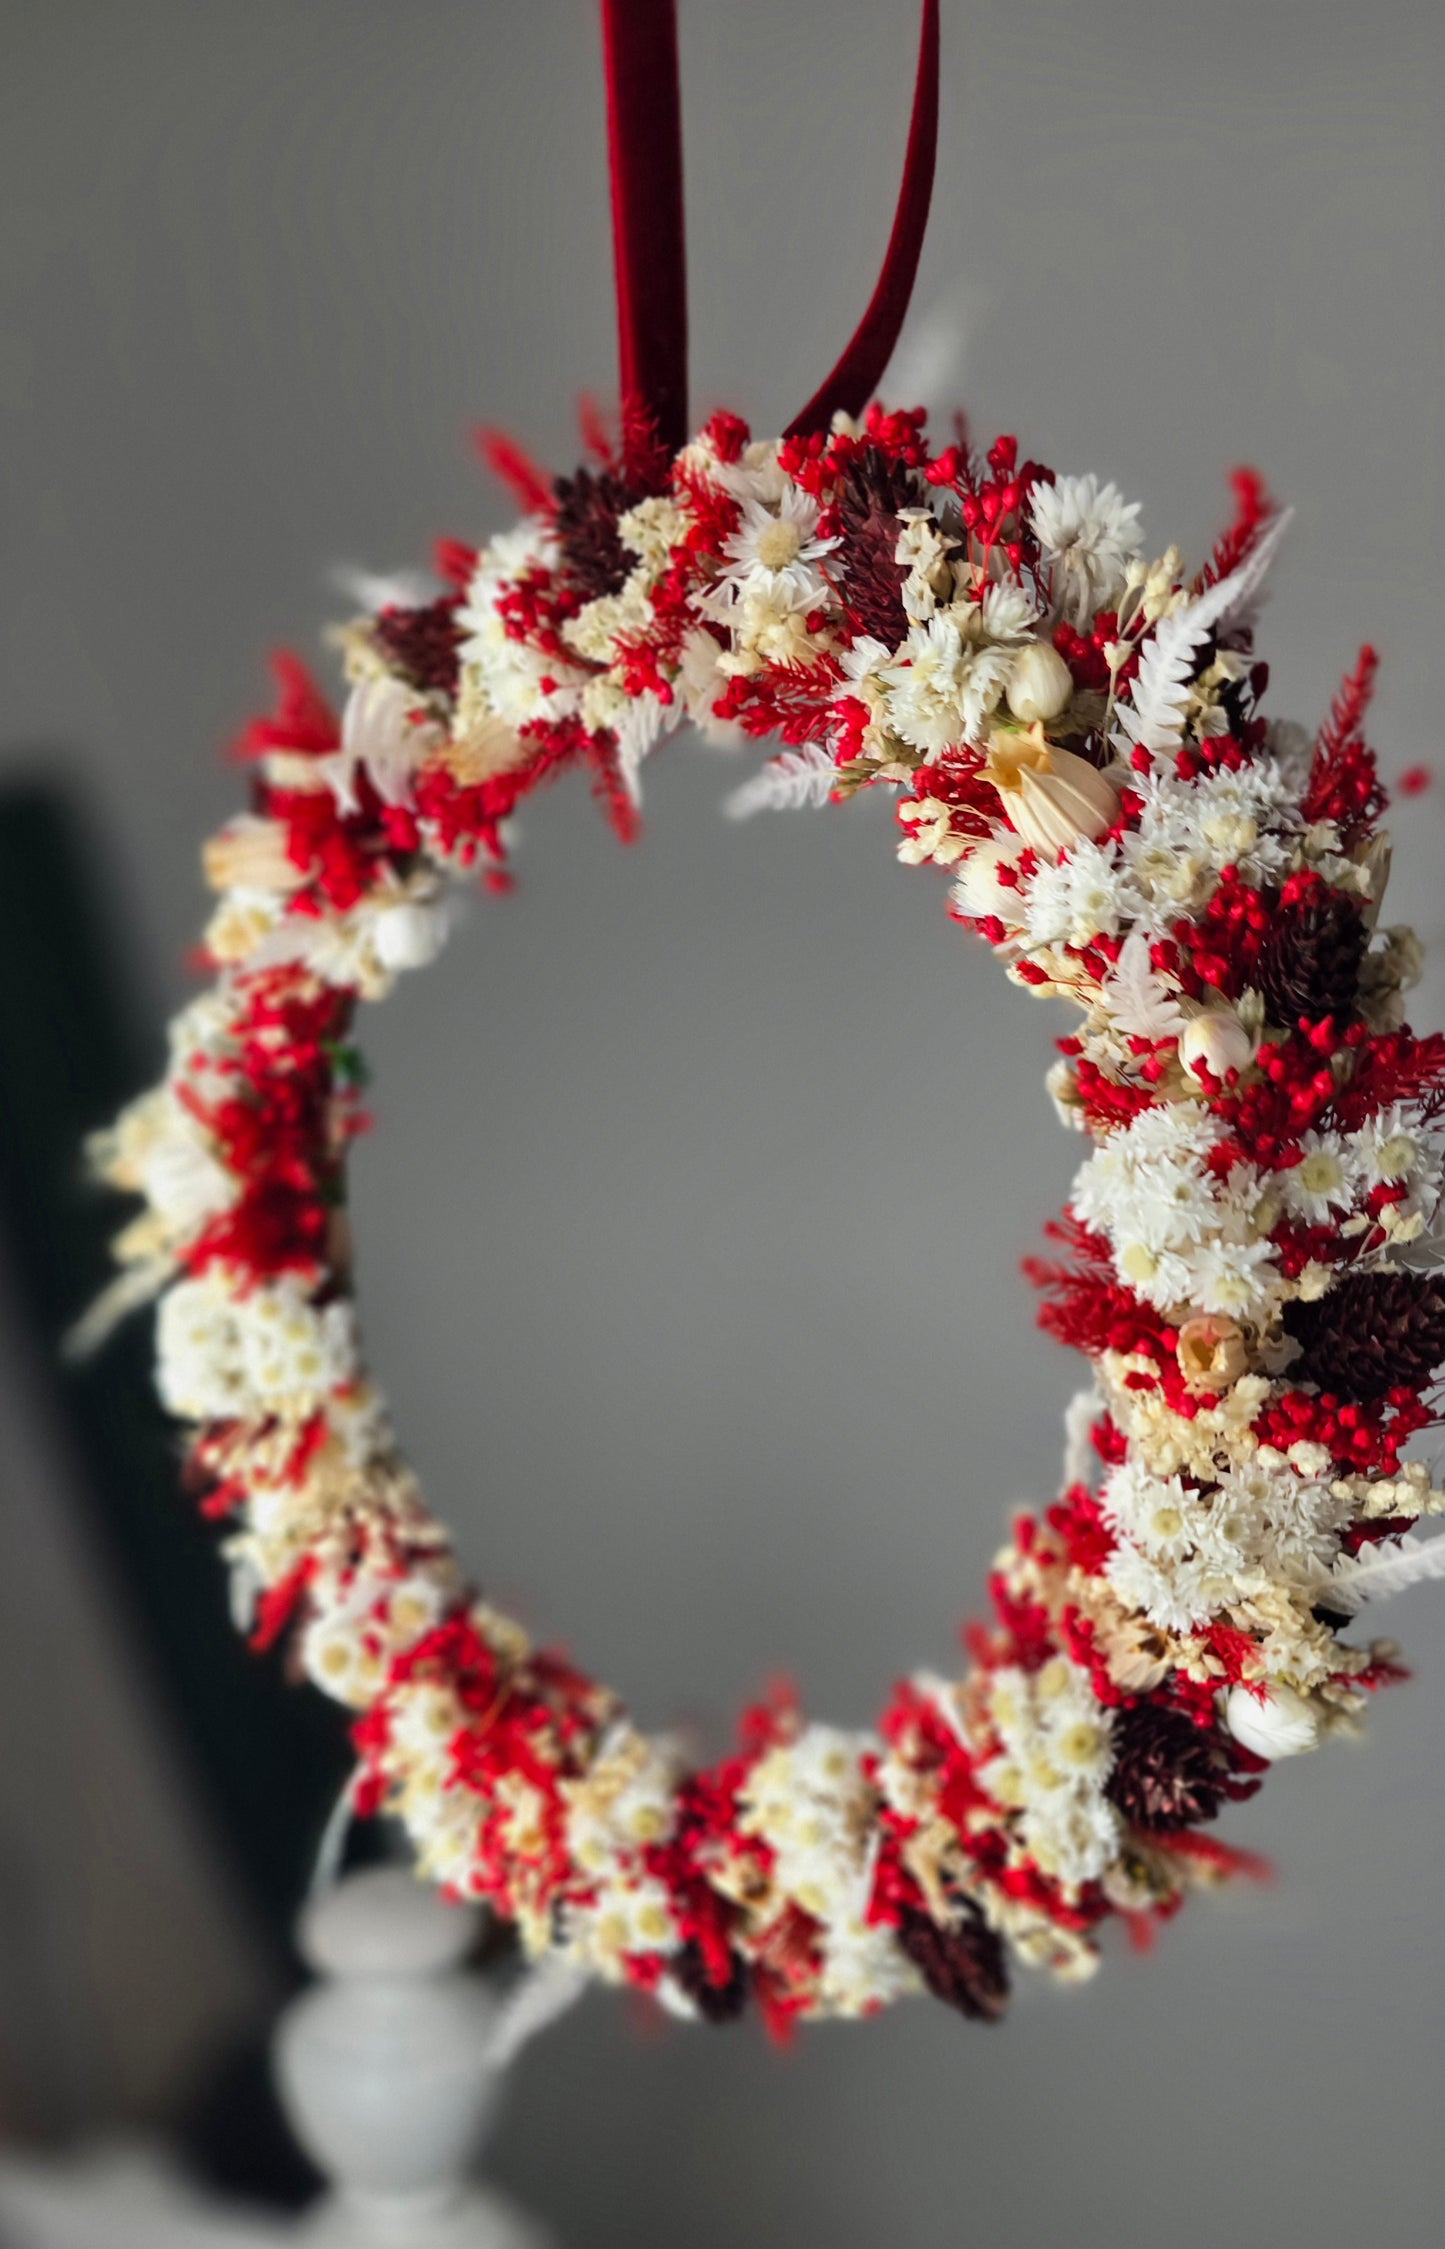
88, 392, 1445, 2033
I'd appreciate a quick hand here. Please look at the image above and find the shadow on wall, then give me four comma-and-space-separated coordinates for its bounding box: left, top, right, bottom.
0, 772, 346, 2159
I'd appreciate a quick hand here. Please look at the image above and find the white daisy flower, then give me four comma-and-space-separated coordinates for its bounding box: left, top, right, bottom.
717, 483, 836, 601
1277, 1132, 1357, 1227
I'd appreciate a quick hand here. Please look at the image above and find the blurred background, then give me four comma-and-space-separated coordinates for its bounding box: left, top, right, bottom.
2, 0, 1445, 2240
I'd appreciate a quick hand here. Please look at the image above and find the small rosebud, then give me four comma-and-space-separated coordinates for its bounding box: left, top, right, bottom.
1224, 1682, 1321, 1761
1005, 642, 1074, 725
1178, 1007, 1254, 1084
983, 727, 1119, 864
1176, 1314, 1248, 1393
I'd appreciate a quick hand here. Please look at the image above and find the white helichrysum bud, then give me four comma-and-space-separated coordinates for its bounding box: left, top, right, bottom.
1005, 641, 1074, 725
951, 839, 1026, 923
373, 900, 450, 973
1224, 1682, 1321, 1761
983, 726, 1119, 864
1178, 1007, 1255, 1085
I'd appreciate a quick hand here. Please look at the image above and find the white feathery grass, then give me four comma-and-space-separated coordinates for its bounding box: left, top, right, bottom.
1115, 512, 1293, 759
1326, 1533, 1445, 1611
724, 743, 837, 820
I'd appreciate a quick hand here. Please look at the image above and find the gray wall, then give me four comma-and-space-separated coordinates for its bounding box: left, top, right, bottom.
5, 0, 1445, 2239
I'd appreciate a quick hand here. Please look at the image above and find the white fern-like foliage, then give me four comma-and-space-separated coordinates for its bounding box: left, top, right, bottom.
1326, 1533, 1445, 1611
1114, 512, 1293, 761
1103, 928, 1186, 1042
724, 743, 837, 821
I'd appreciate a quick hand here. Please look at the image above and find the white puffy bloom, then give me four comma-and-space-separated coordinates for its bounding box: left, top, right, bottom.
1071, 1103, 1221, 1258
1021, 835, 1138, 950
159, 1273, 361, 1423
1030, 474, 1144, 625
707, 570, 822, 675
320, 675, 440, 814
1189, 1230, 1282, 1319
156, 1275, 250, 1421
236, 1279, 359, 1404
979, 581, 1041, 643
1106, 1538, 1232, 1635
1189, 759, 1299, 883
1207, 1459, 1349, 1581
1224, 1681, 1321, 1760
881, 616, 1014, 756
372, 895, 452, 974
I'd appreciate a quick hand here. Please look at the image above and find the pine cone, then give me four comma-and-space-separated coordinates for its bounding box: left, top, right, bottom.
1255, 890, 1367, 1028
552, 464, 639, 604
372, 598, 463, 698
1284, 1267, 1445, 1400
833, 450, 918, 648
1104, 1701, 1231, 1833
896, 1900, 1009, 2023
670, 1938, 751, 2024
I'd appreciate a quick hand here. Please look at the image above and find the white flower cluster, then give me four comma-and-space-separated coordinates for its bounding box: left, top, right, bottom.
157, 1272, 359, 1421
1072, 1105, 1282, 1319
740, 1725, 919, 2015
977, 1658, 1120, 1893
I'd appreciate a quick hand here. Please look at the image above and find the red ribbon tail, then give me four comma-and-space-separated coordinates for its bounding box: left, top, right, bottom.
785, 0, 940, 439
601, 0, 689, 474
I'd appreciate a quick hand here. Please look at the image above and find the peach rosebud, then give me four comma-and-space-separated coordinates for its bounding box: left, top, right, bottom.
1176, 1314, 1248, 1393
983, 725, 1118, 863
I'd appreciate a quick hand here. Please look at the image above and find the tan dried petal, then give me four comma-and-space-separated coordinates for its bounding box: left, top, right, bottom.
1176, 1314, 1249, 1393
984, 726, 1118, 863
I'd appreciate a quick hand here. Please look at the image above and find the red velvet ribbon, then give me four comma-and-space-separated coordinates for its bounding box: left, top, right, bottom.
785, 0, 940, 438
600, 0, 689, 466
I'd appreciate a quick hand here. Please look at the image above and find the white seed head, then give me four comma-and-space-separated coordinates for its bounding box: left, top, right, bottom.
1224, 1682, 1321, 1761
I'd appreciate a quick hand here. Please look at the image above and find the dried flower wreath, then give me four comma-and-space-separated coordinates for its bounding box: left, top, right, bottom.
86, 1, 1445, 2033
